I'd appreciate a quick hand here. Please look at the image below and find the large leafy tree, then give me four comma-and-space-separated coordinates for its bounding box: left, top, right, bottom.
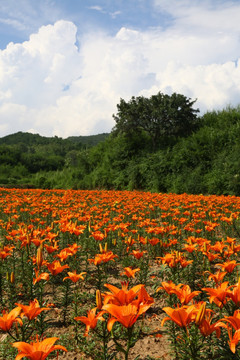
112, 92, 200, 150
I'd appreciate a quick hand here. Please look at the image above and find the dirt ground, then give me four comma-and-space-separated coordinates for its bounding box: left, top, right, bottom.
53, 300, 172, 360
56, 335, 171, 360
56, 325, 171, 360
1, 263, 173, 359
54, 269, 172, 359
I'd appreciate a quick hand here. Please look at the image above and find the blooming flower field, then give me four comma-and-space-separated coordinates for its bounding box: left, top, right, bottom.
1, 188, 240, 359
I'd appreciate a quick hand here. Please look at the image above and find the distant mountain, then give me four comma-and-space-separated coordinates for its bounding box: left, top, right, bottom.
0, 131, 109, 147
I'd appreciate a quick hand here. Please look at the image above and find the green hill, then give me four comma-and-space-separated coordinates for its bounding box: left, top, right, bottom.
1, 101, 240, 195
0, 131, 109, 147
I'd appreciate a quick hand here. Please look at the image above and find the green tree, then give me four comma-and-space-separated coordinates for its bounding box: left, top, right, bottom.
112, 92, 200, 150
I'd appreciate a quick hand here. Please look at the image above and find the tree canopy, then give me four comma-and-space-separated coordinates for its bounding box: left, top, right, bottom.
112, 92, 200, 149
1, 102, 240, 195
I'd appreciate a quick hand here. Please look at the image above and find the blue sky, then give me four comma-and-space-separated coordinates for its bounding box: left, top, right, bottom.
0, 0, 240, 137
0, 1, 172, 48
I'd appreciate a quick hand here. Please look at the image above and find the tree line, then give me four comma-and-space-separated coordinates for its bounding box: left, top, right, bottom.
1, 91, 240, 195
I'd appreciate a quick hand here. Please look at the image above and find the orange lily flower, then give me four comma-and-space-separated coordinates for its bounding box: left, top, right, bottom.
158, 251, 190, 268
206, 270, 227, 285
55, 249, 71, 262
156, 280, 183, 295
44, 242, 59, 254
121, 267, 140, 278
174, 285, 201, 305
55, 245, 79, 261
0, 245, 14, 260
217, 310, 240, 331
103, 282, 143, 306
125, 236, 136, 252
148, 237, 159, 246
227, 280, 240, 306
198, 312, 221, 338
179, 257, 193, 268
33, 269, 49, 285
229, 328, 240, 353
162, 305, 196, 328
134, 285, 154, 306
15, 299, 50, 321
157, 253, 176, 267
0, 307, 22, 332
74, 307, 105, 336
215, 259, 240, 273
103, 302, 152, 330
130, 249, 146, 260
202, 251, 220, 262
63, 270, 86, 283
91, 230, 105, 241
67, 243, 81, 255
157, 282, 199, 305
44, 232, 58, 242
202, 281, 230, 308
88, 251, 118, 266
216, 311, 240, 353
12, 336, 67, 360
209, 240, 225, 252
182, 243, 198, 253
46, 260, 69, 276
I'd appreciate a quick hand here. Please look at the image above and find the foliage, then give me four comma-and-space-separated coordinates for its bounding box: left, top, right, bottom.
1, 101, 240, 195
112, 92, 200, 150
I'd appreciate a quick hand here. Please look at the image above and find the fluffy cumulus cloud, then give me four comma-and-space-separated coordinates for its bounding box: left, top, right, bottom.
0, 0, 240, 137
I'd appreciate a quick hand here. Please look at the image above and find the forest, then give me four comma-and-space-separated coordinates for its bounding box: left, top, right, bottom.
1, 91, 240, 195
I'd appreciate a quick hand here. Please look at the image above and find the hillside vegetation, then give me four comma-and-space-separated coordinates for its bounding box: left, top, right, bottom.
0, 101, 240, 195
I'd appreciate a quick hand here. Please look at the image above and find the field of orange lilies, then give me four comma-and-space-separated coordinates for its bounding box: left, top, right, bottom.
1, 188, 240, 359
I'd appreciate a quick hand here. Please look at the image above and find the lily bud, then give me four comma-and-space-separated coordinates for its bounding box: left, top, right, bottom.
195, 302, 206, 326
127, 236, 132, 245
203, 242, 207, 252
10, 271, 15, 284
27, 234, 31, 246
96, 290, 102, 310
36, 247, 43, 269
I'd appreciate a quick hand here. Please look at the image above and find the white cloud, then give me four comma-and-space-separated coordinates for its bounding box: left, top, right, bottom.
0, 20, 81, 107
110, 11, 121, 19
0, 0, 62, 34
0, 17, 27, 31
142, 60, 240, 113
0, 0, 240, 137
87, 5, 121, 19
88, 6, 104, 12
154, 0, 240, 32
